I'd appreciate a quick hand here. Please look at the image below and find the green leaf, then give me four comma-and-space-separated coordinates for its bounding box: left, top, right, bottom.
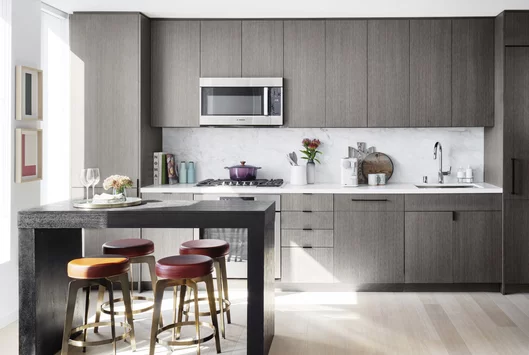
315, 151, 323, 154
315, 158, 321, 164
300, 157, 308, 160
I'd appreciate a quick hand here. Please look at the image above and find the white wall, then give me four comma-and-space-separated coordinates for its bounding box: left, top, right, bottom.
163, 127, 484, 184
0, 0, 41, 329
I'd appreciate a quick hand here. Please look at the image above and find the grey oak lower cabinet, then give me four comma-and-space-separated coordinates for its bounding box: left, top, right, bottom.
334, 211, 404, 284
281, 248, 334, 283
504, 199, 529, 284
405, 211, 502, 283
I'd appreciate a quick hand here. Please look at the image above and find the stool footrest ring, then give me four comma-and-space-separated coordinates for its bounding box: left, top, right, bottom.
182, 297, 231, 317
69, 321, 132, 348
156, 321, 215, 347
101, 295, 155, 315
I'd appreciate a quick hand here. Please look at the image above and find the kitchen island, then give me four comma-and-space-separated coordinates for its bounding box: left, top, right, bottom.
18, 199, 276, 355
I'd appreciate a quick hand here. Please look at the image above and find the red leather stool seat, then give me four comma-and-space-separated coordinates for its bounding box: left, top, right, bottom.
156, 255, 214, 280
68, 256, 130, 279
179, 239, 230, 259
102, 238, 155, 257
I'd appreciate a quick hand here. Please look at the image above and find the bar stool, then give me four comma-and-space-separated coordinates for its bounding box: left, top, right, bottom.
149, 255, 221, 355
61, 256, 136, 355
94, 238, 160, 326
180, 239, 231, 338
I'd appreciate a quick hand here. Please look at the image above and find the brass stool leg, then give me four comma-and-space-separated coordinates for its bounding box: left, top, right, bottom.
213, 260, 226, 339
105, 280, 117, 355
189, 281, 201, 355
61, 280, 81, 355
93, 285, 105, 333
176, 284, 187, 339
204, 274, 221, 354
149, 279, 166, 355
145, 255, 164, 327
172, 286, 177, 341
118, 273, 137, 351
184, 286, 191, 322
82, 287, 90, 352
219, 256, 231, 324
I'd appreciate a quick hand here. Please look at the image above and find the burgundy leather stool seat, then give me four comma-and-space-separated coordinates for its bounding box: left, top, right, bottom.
179, 239, 230, 259
68, 255, 130, 279
102, 238, 155, 257
156, 255, 214, 280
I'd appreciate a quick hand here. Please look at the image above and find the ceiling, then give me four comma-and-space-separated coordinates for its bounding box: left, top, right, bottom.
45, 0, 529, 18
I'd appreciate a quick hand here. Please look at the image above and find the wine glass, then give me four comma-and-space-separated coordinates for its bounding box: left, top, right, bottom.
79, 169, 94, 203
90, 168, 100, 199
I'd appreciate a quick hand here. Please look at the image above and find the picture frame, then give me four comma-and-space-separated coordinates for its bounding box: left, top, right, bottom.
15, 65, 43, 121
15, 128, 43, 183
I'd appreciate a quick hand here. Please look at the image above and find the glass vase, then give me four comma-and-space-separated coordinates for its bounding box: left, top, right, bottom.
307, 160, 316, 184
113, 186, 127, 201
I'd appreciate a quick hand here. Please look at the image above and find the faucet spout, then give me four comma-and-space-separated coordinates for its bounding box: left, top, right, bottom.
433, 142, 450, 184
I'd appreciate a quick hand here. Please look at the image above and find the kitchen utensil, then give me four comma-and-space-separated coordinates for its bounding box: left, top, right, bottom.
362, 152, 394, 181
377, 173, 387, 185
80, 169, 95, 203
341, 157, 359, 187
368, 174, 380, 186
367, 146, 376, 154
290, 165, 307, 185
225, 161, 261, 181
290, 152, 298, 166
90, 168, 100, 199
286, 154, 295, 166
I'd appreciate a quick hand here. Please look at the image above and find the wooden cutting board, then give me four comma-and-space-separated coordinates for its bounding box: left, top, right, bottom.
362, 152, 394, 180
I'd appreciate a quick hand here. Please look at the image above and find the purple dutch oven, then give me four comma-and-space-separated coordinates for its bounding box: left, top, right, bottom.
225, 161, 261, 181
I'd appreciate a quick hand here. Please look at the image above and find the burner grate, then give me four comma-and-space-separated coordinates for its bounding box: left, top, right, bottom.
196, 179, 284, 187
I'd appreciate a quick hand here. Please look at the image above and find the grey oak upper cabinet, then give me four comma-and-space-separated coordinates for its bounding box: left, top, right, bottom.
367, 20, 410, 127
453, 212, 502, 283
70, 13, 160, 189
151, 21, 200, 127
505, 47, 529, 199
505, 11, 529, 46
410, 19, 451, 127
504, 200, 529, 284
334, 211, 404, 284
200, 21, 242, 77
242, 21, 283, 77
452, 19, 494, 127
405, 212, 453, 283
325, 20, 367, 127
284, 20, 326, 128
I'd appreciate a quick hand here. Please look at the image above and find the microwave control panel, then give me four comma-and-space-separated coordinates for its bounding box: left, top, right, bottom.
269, 87, 282, 116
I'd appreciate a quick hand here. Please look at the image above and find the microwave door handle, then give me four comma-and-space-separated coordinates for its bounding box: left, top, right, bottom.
263, 87, 269, 116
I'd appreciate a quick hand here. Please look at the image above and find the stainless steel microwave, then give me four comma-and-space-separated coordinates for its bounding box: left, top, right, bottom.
199, 77, 283, 126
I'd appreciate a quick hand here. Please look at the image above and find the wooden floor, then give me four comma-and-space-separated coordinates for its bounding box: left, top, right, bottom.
5, 283, 529, 354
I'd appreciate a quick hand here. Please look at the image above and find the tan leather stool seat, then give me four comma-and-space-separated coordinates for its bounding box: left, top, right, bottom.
68, 256, 130, 279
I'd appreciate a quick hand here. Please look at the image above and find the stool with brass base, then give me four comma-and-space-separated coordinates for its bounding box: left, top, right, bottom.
60, 256, 136, 355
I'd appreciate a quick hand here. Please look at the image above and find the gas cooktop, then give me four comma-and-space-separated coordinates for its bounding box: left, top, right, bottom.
196, 179, 284, 187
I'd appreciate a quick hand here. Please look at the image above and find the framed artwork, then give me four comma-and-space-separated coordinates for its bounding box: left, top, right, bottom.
15, 128, 43, 183
15, 65, 43, 121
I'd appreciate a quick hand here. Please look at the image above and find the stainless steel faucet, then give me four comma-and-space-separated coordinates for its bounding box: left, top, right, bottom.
433, 142, 451, 184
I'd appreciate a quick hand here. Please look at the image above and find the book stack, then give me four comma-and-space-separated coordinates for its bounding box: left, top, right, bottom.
153, 152, 179, 185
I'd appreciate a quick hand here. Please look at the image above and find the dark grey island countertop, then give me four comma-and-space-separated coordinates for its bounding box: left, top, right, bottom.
18, 199, 276, 355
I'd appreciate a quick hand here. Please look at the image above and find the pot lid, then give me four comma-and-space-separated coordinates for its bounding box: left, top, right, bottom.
225, 161, 261, 169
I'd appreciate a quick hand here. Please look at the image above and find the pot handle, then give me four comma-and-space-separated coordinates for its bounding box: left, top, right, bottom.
224, 167, 230, 169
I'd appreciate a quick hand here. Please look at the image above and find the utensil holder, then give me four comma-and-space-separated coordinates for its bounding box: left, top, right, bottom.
290, 166, 307, 185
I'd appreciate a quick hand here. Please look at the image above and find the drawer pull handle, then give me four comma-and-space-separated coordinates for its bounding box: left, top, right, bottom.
512, 158, 516, 195
351, 199, 389, 202
302, 210, 312, 213
302, 246, 313, 249
302, 228, 313, 231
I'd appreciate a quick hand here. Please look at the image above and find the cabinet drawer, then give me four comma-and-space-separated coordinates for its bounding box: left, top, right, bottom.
405, 194, 502, 211
334, 194, 404, 211
281, 229, 333, 247
281, 247, 333, 283
141, 193, 193, 201
281, 212, 333, 229
281, 194, 333, 211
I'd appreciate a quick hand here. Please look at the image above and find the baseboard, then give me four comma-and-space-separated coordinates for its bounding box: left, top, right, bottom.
275, 283, 502, 292
0, 309, 18, 329
502, 284, 529, 294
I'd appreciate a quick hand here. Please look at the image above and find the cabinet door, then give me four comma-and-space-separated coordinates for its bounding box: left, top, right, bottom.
70, 13, 140, 187
405, 212, 453, 283
453, 212, 501, 283
505, 12, 529, 46
334, 212, 404, 284
281, 248, 333, 283
284, 20, 325, 127
200, 21, 241, 77
410, 19, 451, 127
504, 200, 529, 284
452, 19, 494, 127
242, 20, 283, 77
505, 47, 529, 199
325, 20, 367, 127
151, 20, 200, 127
141, 193, 194, 281
367, 20, 410, 127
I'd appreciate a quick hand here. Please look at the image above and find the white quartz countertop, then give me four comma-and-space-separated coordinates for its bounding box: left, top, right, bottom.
141, 182, 502, 195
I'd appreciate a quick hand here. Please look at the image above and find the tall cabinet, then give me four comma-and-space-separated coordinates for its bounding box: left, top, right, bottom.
70, 13, 161, 257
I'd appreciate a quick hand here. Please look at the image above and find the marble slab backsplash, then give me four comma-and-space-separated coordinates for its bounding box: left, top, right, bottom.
163, 127, 484, 184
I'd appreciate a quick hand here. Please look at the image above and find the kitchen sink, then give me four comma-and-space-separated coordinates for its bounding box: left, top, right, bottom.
415, 184, 481, 189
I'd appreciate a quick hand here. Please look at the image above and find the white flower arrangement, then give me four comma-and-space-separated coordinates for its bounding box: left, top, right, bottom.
103, 175, 133, 192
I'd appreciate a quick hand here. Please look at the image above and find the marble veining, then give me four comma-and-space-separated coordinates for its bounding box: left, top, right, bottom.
163, 127, 484, 184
